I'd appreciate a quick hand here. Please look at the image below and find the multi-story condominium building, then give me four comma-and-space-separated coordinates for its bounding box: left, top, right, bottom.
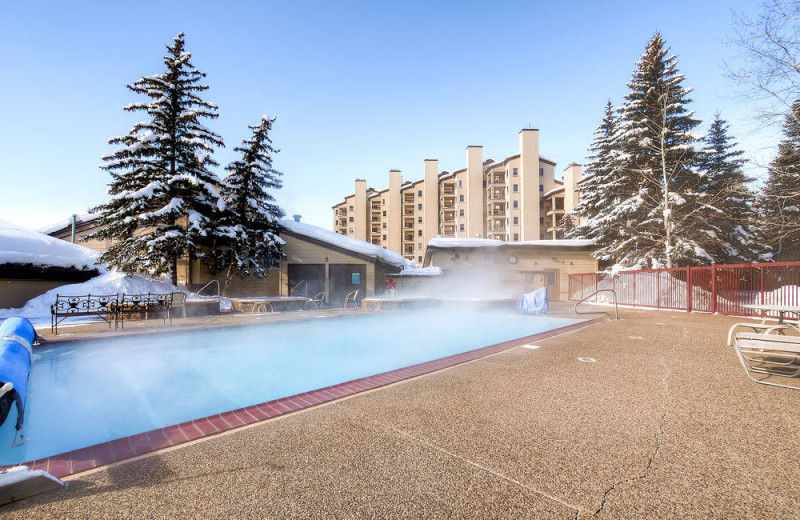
332, 129, 583, 263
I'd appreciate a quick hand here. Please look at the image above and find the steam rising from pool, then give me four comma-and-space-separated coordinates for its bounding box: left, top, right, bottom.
0, 307, 578, 464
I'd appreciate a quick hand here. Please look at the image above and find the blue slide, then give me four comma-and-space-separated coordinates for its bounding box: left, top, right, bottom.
0, 317, 35, 431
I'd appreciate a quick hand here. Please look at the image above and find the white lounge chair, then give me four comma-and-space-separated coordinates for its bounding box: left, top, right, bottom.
726, 321, 790, 346
733, 332, 800, 389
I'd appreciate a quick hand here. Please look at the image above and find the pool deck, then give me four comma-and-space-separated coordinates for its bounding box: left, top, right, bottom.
4, 305, 800, 518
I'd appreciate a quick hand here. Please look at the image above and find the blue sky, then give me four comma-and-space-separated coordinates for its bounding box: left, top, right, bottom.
0, 0, 775, 231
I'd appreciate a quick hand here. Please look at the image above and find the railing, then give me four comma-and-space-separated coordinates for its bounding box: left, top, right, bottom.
290, 280, 307, 297
568, 262, 800, 317
573, 289, 619, 320
196, 280, 220, 300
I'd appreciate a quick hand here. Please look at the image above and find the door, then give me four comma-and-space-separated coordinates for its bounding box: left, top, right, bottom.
329, 264, 366, 307
287, 264, 325, 298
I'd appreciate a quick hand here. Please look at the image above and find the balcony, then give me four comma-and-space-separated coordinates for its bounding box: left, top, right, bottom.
371, 206, 380, 213
487, 175, 504, 186
488, 225, 506, 232
403, 195, 415, 204
488, 209, 506, 218
441, 185, 455, 195
371, 216, 380, 223
441, 216, 455, 223
487, 191, 505, 202
403, 246, 414, 255
441, 201, 455, 209
403, 210, 414, 216
441, 231, 455, 238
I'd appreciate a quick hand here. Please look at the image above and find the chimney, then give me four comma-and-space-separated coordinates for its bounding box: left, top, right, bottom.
293, 214, 302, 222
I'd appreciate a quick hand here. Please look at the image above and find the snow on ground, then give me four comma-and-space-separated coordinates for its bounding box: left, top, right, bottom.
0, 220, 101, 270
0, 271, 188, 326
281, 219, 410, 267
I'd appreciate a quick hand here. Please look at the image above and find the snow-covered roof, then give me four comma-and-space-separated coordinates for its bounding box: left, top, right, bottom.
543, 186, 565, 197
38, 213, 99, 235
280, 219, 409, 267
427, 237, 594, 249
0, 220, 101, 270
393, 265, 442, 277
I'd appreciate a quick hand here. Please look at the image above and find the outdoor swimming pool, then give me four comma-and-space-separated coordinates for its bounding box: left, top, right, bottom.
0, 309, 580, 465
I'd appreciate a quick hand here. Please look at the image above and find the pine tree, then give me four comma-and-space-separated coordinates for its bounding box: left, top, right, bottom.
87, 33, 225, 284
217, 116, 286, 295
761, 100, 800, 261
609, 33, 707, 269
569, 100, 623, 264
695, 114, 760, 263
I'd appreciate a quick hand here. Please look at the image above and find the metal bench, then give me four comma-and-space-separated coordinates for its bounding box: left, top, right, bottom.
113, 293, 173, 329
50, 294, 118, 335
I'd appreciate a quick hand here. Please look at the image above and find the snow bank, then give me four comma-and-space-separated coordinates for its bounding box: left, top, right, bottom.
0, 220, 100, 270
0, 271, 188, 326
428, 237, 594, 249
281, 219, 409, 267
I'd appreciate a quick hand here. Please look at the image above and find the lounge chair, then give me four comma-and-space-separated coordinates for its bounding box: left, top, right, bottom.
305, 292, 326, 310
726, 321, 790, 346
733, 332, 800, 389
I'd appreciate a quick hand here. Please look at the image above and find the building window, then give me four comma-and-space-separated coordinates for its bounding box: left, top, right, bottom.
349, 228, 354, 233
459, 209, 464, 217
418, 216, 423, 223
418, 243, 422, 249
514, 233, 519, 240
383, 234, 387, 240
459, 224, 465, 231
513, 216, 519, 225
418, 190, 423, 197
383, 210, 386, 216
513, 184, 519, 192
540, 201, 545, 209
418, 229, 423, 236
482, 254, 494, 263
525, 272, 534, 283
513, 168, 518, 176
349, 205, 354, 211
458, 180, 462, 188
513, 200, 519, 209
540, 217, 545, 225
349, 216, 354, 222
382, 222, 387, 229
382, 198, 386, 204
539, 184, 544, 192
459, 195, 464, 202
539, 167, 544, 176
418, 203, 422, 210
418, 256, 422, 263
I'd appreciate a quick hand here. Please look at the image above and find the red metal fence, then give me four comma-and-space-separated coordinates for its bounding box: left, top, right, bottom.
568, 262, 800, 317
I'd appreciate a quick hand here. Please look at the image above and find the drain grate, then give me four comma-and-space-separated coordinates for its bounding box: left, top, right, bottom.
577, 357, 597, 363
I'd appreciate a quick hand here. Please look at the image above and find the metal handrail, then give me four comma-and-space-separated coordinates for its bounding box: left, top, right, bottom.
290, 280, 307, 297
196, 280, 220, 300
574, 289, 620, 320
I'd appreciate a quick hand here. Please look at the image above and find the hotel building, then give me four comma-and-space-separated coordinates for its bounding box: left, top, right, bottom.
332, 129, 583, 263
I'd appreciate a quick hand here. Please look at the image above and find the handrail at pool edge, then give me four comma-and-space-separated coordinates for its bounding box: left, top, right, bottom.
574, 289, 620, 320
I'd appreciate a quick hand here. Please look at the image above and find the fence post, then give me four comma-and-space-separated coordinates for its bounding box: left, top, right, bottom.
711, 264, 717, 314
686, 266, 692, 312
760, 266, 764, 306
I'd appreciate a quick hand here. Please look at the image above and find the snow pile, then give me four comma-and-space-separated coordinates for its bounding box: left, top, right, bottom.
428, 237, 594, 249
281, 219, 409, 267
0, 270, 188, 325
0, 220, 101, 270
394, 265, 442, 277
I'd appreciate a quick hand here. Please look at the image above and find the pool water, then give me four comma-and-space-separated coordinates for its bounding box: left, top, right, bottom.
0, 309, 579, 464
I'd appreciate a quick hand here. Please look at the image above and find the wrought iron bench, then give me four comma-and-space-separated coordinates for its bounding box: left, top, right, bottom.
113, 293, 173, 329
51, 294, 118, 335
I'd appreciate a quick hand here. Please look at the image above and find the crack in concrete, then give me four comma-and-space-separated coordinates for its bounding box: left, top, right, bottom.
590, 326, 685, 517
373, 420, 584, 518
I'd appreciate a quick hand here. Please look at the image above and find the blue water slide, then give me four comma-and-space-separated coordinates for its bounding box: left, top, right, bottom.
0, 317, 35, 431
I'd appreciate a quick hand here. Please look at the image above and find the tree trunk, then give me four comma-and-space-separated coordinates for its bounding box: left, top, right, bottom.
170, 256, 178, 286
222, 265, 234, 297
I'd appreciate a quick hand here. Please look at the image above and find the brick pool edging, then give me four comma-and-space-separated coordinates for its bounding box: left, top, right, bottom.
3, 318, 600, 479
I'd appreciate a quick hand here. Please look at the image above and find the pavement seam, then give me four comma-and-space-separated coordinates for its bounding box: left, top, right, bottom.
373, 420, 584, 518
590, 325, 685, 517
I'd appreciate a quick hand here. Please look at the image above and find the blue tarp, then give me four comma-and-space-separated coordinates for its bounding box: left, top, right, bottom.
0, 317, 34, 430
520, 287, 549, 315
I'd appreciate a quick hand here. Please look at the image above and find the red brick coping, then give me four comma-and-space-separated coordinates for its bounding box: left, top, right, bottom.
2, 319, 598, 479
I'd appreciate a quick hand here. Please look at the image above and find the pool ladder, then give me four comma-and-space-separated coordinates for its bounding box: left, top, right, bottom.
573, 289, 620, 320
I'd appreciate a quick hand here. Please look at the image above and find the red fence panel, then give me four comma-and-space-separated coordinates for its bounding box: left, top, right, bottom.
567, 261, 800, 318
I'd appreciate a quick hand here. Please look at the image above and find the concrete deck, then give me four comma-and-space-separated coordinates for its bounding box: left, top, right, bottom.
4, 306, 800, 518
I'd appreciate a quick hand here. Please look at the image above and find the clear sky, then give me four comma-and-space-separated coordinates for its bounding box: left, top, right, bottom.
0, 0, 776, 232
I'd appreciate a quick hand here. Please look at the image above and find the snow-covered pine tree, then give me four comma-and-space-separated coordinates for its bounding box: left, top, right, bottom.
761, 100, 800, 261
695, 113, 760, 263
88, 33, 225, 284
217, 115, 285, 295
569, 100, 624, 263
610, 33, 707, 269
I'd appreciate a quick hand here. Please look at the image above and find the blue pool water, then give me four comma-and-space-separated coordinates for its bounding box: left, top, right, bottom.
0, 309, 579, 464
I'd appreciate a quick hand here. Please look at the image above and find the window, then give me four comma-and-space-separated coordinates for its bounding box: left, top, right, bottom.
525, 272, 534, 283
349, 205, 354, 212
383, 210, 386, 216
459, 209, 464, 217
459, 224, 465, 231
382, 198, 386, 204
513, 167, 518, 176
349, 216, 354, 222
540, 217, 545, 225
418, 190, 422, 197
418, 203, 422, 210
513, 216, 519, 225
539, 167, 544, 176
349, 228, 354, 233
383, 234, 387, 240
459, 195, 464, 202
513, 200, 519, 209
513, 184, 519, 192
514, 233, 519, 241
482, 254, 494, 263
539, 184, 544, 192
382, 222, 387, 229
418, 256, 422, 263
458, 180, 463, 188
418, 216, 423, 223
418, 243, 422, 249
540, 201, 545, 210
